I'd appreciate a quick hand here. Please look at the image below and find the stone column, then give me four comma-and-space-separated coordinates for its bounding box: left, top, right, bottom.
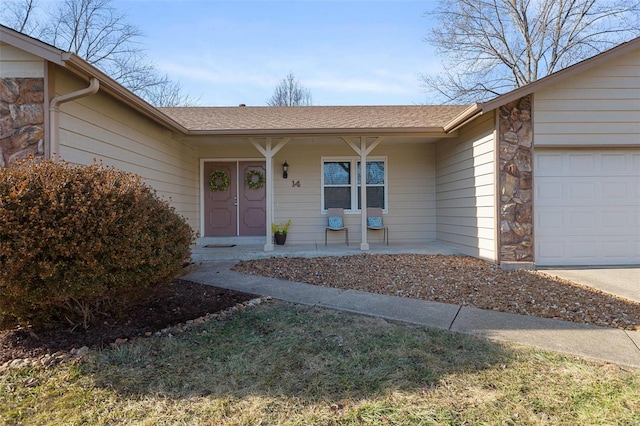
498, 95, 534, 265
0, 78, 45, 168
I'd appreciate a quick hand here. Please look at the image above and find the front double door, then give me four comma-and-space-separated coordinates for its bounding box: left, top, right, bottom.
203, 161, 267, 237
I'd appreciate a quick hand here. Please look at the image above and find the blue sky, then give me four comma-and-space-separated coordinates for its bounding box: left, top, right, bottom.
112, 1, 441, 106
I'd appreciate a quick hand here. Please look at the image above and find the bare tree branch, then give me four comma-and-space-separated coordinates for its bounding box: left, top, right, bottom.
0, 0, 42, 35
1, 0, 196, 107
45, 0, 141, 72
421, 0, 640, 103
267, 72, 313, 106
138, 76, 200, 107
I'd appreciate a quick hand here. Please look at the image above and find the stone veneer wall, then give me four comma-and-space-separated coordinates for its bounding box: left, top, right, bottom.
0, 78, 45, 168
498, 95, 534, 263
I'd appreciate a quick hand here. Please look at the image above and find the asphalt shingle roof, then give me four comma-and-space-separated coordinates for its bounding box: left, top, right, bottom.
159, 105, 469, 133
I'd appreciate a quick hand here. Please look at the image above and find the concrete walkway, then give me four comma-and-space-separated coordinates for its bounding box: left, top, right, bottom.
542, 268, 640, 303
185, 261, 640, 370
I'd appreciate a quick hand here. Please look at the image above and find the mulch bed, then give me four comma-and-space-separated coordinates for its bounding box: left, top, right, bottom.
233, 254, 640, 330
4, 254, 638, 366
0, 280, 256, 364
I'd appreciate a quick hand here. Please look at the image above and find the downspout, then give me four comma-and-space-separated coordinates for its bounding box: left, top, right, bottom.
49, 77, 100, 160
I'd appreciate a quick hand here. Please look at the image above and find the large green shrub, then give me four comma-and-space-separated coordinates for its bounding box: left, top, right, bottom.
0, 159, 194, 329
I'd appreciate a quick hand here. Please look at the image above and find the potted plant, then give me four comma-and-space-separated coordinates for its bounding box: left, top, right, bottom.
271, 219, 291, 245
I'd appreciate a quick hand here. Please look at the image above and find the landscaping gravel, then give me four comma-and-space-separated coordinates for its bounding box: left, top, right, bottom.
232, 254, 640, 330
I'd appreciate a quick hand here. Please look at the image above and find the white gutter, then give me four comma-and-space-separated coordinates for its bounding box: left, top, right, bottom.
443, 103, 482, 133
49, 77, 100, 160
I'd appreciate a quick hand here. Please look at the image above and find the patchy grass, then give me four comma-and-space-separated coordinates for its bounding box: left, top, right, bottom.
2, 301, 639, 425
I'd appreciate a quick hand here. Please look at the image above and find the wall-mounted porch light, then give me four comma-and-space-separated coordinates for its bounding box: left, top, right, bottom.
282, 161, 289, 179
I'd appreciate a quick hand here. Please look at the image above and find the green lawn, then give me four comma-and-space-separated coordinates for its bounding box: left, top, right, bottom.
2, 301, 639, 425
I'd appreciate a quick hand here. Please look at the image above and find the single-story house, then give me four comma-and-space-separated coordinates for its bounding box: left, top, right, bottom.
1, 25, 638, 268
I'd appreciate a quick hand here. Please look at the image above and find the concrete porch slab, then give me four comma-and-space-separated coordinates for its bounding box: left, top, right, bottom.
190, 241, 462, 262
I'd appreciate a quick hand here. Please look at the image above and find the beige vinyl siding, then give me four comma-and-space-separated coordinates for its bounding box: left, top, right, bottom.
385, 143, 437, 243
0, 43, 44, 77
197, 140, 266, 159
535, 48, 640, 146
435, 112, 496, 261
54, 70, 199, 229
273, 141, 326, 245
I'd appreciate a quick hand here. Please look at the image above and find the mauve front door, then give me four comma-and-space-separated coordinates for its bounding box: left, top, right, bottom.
204, 162, 237, 237
238, 161, 267, 236
203, 161, 266, 237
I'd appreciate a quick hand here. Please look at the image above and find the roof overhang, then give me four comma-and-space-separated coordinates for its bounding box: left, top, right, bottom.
60, 53, 189, 134
0, 26, 65, 65
443, 103, 483, 133
185, 126, 455, 138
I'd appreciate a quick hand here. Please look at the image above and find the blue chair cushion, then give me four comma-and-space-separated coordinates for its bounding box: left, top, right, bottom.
368, 216, 383, 228
328, 216, 343, 229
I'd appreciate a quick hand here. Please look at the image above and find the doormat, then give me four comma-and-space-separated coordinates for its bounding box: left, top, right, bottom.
204, 244, 237, 248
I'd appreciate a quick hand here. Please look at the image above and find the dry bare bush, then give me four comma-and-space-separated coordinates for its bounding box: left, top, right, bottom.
0, 158, 194, 329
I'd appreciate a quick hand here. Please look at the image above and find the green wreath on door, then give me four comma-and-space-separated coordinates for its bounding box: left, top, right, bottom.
209, 170, 230, 191
245, 169, 265, 190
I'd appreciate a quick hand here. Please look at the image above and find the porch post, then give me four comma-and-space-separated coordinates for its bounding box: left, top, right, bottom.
360, 136, 369, 251
249, 137, 290, 252
264, 139, 274, 251
342, 136, 384, 251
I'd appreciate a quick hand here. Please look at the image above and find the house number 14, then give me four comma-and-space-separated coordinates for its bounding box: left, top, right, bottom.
292, 180, 301, 187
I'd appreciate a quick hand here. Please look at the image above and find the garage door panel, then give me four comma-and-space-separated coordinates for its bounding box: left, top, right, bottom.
537, 178, 636, 206
536, 209, 564, 231
602, 177, 639, 200
536, 180, 563, 200
537, 237, 639, 266
536, 151, 640, 177
602, 241, 631, 258
601, 153, 629, 170
536, 153, 563, 173
569, 181, 596, 199
534, 149, 639, 266
602, 211, 636, 230
536, 208, 633, 236
602, 181, 630, 199
569, 211, 596, 229
568, 153, 596, 171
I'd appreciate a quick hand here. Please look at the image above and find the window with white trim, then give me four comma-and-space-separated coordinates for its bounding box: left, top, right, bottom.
322, 157, 387, 212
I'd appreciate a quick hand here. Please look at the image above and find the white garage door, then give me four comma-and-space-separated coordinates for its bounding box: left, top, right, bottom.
534, 149, 640, 266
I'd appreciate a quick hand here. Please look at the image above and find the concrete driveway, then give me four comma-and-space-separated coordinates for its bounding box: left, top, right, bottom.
542, 268, 640, 303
